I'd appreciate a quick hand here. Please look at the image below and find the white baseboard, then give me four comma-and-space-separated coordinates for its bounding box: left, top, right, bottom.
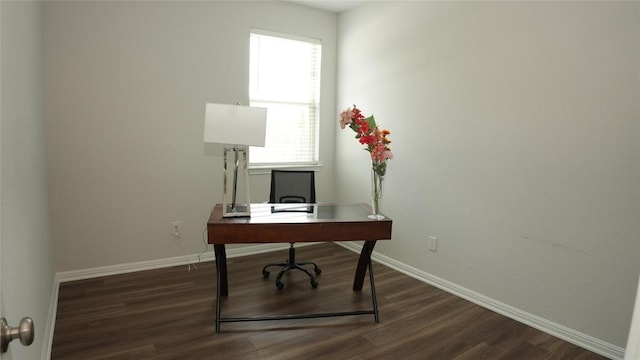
48, 242, 624, 360
43, 277, 59, 360
337, 242, 624, 360
55, 243, 292, 283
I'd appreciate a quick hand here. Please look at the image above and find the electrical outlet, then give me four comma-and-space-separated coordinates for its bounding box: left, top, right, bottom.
171, 221, 181, 238
428, 236, 438, 252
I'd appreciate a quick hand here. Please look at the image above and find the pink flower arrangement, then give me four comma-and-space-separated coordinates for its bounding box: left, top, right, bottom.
339, 105, 393, 176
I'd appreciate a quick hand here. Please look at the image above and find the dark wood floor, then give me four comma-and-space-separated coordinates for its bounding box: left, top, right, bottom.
52, 243, 608, 359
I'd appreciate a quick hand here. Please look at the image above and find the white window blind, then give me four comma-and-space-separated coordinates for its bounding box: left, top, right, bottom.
249, 30, 321, 165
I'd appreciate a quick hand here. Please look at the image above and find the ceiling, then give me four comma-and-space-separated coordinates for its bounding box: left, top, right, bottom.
287, 0, 367, 13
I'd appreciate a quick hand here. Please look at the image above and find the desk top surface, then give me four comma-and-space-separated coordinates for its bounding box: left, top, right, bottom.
208, 203, 392, 225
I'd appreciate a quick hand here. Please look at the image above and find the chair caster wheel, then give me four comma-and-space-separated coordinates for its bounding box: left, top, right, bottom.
276, 281, 284, 290
262, 270, 270, 278
315, 268, 322, 275
311, 279, 318, 288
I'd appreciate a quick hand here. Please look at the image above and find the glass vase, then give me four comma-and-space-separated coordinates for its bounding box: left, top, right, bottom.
369, 169, 385, 220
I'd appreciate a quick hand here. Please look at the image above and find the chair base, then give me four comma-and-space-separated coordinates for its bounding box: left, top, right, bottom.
262, 244, 321, 289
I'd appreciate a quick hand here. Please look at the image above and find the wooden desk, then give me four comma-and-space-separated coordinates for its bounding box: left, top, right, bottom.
207, 203, 393, 332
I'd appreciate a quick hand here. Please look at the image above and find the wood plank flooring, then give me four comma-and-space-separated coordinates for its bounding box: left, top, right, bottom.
52, 243, 609, 359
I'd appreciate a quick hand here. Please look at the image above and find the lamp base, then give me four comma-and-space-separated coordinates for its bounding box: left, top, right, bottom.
222, 204, 251, 218
222, 146, 251, 218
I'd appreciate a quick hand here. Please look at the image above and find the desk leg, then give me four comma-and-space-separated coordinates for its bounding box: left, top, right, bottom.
368, 259, 379, 323
214, 245, 228, 296
214, 244, 228, 333
353, 240, 377, 291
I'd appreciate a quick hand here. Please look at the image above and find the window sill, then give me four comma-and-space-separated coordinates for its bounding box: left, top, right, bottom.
249, 163, 324, 175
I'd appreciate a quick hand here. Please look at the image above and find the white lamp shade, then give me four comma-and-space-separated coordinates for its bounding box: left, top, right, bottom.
203, 103, 267, 146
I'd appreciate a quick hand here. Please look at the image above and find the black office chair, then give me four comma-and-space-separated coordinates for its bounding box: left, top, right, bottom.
261, 170, 322, 289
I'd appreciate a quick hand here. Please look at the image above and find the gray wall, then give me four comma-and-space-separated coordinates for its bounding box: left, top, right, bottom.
1, 1, 55, 358
43, 1, 337, 272
336, 1, 640, 348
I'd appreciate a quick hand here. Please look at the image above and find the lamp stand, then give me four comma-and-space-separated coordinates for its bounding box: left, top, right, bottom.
222, 145, 251, 217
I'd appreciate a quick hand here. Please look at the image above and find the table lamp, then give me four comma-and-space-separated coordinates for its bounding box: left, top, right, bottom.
204, 103, 267, 217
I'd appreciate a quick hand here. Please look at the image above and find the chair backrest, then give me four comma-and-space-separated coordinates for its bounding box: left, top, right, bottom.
269, 170, 316, 204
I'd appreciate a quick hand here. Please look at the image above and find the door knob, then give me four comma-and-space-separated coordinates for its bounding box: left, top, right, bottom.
1, 317, 34, 353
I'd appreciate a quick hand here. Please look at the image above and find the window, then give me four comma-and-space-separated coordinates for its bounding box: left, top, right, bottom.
249, 30, 322, 166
